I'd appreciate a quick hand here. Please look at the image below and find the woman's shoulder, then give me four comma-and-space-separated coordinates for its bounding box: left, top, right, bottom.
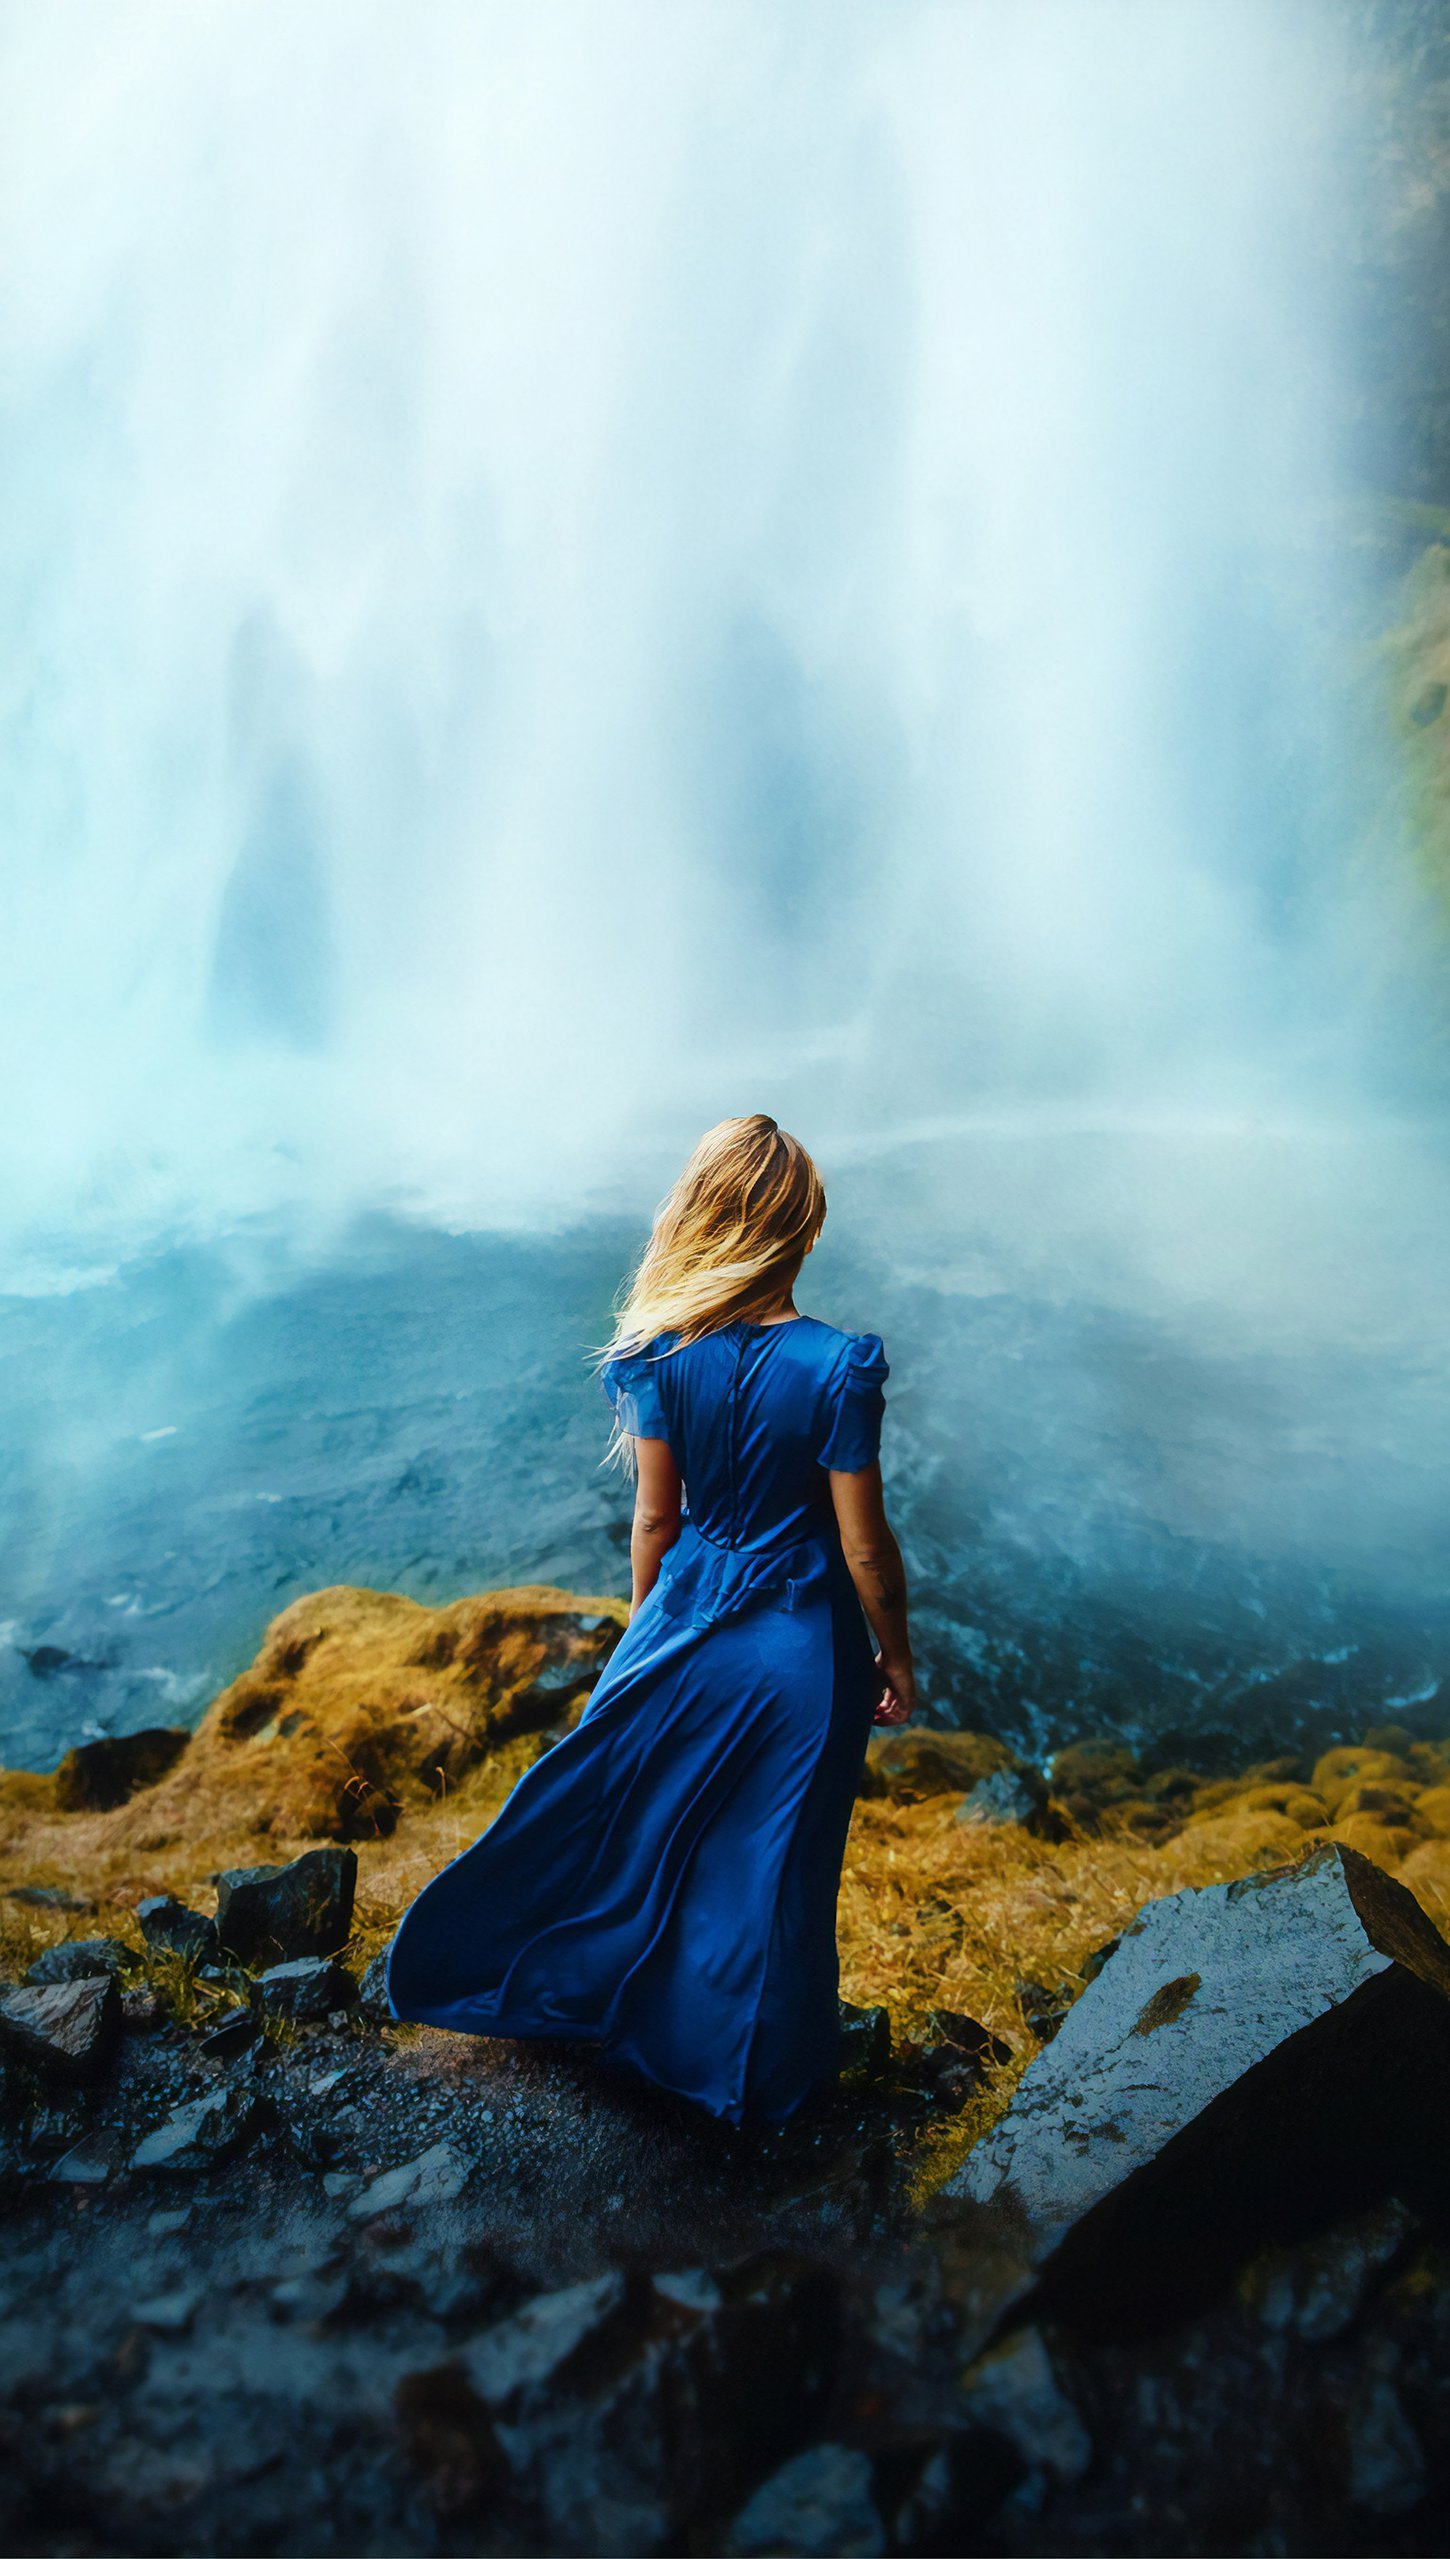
794, 1316, 888, 1377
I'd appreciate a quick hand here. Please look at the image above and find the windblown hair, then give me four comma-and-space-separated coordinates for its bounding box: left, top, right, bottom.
601, 1114, 826, 1384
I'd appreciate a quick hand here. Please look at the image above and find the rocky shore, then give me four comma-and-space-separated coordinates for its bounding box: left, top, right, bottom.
3, 1584, 1450, 2555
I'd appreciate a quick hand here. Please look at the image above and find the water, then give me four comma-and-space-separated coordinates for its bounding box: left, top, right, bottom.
3, 6, 1446, 1773
6, 1123, 1450, 1774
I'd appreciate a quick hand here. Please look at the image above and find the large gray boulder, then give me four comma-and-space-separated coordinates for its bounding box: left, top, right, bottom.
944, 1844, 1450, 2314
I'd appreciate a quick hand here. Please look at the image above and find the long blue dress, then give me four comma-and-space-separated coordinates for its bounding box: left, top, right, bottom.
383, 1316, 889, 2126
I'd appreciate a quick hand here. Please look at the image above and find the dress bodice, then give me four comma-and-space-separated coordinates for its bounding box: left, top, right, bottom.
601, 1316, 887, 1554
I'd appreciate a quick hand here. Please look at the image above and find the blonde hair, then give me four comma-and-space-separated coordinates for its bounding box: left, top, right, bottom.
601, 1114, 826, 1401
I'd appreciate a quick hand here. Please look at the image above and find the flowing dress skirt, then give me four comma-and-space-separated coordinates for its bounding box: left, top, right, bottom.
384, 1523, 877, 2125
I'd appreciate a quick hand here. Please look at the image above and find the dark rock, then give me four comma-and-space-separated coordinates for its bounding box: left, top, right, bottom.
214, 1847, 356, 1966
724, 2443, 884, 2555
1241, 2197, 1418, 2342
198, 2012, 258, 2062
120, 1987, 163, 2030
882, 2430, 1027, 2556
24, 2093, 88, 2154
53, 1726, 188, 1813
957, 2327, 1093, 2489
254, 1957, 357, 2022
0, 1975, 121, 2082
24, 1938, 129, 1986
838, 1999, 891, 2075
137, 1895, 218, 1962
458, 2270, 631, 2413
1344, 2372, 1428, 2515
48, 2131, 120, 2185
131, 2082, 272, 2174
130, 2286, 202, 2334
1078, 1934, 1121, 1986
925, 2009, 1011, 2067
945, 1843, 1450, 2322
1014, 1977, 1074, 2043
357, 1951, 394, 2022
400, 2251, 839, 2552
5, 1884, 85, 1911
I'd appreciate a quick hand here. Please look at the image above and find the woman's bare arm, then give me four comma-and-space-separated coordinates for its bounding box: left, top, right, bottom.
628, 1436, 683, 1619
829, 1460, 918, 1718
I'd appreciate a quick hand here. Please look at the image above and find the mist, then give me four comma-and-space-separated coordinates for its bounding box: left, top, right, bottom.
4, 0, 1449, 1766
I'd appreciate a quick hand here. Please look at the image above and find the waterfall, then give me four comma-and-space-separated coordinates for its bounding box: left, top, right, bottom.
0, 0, 1411, 1278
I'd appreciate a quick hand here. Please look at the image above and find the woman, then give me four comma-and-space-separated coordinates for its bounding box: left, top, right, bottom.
384, 1114, 917, 2126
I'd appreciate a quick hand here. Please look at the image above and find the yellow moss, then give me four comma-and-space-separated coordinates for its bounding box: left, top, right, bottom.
1234, 1783, 1330, 1830
1310, 1748, 1413, 1818
1412, 1783, 1450, 1838
1327, 1815, 1418, 1867
1398, 1838, 1450, 1930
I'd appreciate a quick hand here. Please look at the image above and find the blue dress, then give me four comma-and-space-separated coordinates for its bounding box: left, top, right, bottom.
383, 1316, 888, 2126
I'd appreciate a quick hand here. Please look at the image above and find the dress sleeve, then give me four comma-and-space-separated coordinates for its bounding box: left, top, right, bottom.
600, 1345, 671, 1442
817, 1332, 889, 1472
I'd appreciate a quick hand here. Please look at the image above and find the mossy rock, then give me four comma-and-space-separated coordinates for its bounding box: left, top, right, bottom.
858, 1727, 1018, 1803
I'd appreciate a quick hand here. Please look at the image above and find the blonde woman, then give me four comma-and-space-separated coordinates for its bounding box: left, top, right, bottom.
385, 1115, 916, 2126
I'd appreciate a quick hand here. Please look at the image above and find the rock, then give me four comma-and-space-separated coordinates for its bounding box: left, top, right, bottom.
925, 2008, 1011, 2066
459, 2272, 631, 2412
1241, 2198, 1418, 2342
1344, 2373, 1428, 2515
945, 1844, 1450, 2317
198, 2012, 258, 2062
121, 1987, 163, 2030
23, 2095, 88, 2155
724, 2444, 884, 2555
131, 2083, 271, 2175
254, 1957, 357, 2023
399, 2251, 839, 2552
357, 1951, 394, 2021
1014, 1977, 1074, 2043
837, 1999, 891, 2074
956, 1766, 1056, 1834
131, 2288, 201, 2334
214, 1847, 356, 1967
25, 1939, 128, 1985
137, 1895, 219, 1963
859, 1728, 1017, 1803
1077, 1935, 1120, 1986
48, 2131, 120, 2185
52, 1726, 188, 1812
884, 2432, 1026, 2555
348, 2141, 469, 2220
0, 1976, 121, 2083
958, 2327, 1093, 2488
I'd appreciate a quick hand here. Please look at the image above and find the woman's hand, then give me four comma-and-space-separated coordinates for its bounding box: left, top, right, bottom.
873, 1654, 917, 1725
